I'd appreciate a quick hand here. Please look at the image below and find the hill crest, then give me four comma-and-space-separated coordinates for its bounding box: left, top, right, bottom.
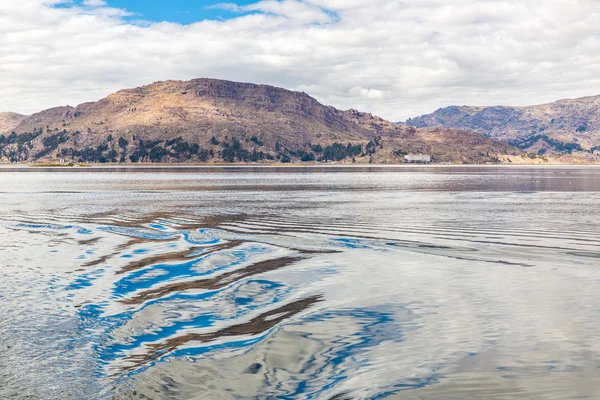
4, 78, 518, 164
405, 95, 600, 155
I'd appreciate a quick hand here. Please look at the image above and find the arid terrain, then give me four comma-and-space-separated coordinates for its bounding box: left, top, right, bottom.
1, 79, 519, 164
0, 112, 26, 134
405, 95, 600, 160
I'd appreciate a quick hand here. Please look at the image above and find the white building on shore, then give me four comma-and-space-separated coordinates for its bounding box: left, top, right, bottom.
404, 154, 432, 163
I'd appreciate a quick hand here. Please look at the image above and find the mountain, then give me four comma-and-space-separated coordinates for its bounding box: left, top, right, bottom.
0, 112, 27, 134
405, 95, 600, 155
3, 78, 517, 164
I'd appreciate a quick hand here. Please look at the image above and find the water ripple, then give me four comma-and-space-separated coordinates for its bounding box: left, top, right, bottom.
2, 180, 600, 399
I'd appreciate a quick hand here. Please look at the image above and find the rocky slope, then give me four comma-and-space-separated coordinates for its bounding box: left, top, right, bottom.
2, 78, 517, 164
405, 95, 600, 155
0, 112, 27, 134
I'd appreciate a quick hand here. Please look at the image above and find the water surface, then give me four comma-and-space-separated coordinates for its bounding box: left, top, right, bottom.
1, 166, 600, 399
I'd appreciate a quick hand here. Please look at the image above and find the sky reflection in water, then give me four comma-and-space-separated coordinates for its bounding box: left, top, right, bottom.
1, 166, 600, 399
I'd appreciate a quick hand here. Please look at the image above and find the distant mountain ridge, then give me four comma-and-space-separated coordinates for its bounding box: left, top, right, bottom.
0, 112, 27, 134
1, 78, 516, 164
405, 95, 600, 155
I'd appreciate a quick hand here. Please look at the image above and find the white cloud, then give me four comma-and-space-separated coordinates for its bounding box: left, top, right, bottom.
349, 86, 387, 99
1, 0, 600, 121
82, 0, 107, 7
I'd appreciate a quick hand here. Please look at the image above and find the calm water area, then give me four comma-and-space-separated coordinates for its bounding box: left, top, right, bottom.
1, 165, 600, 399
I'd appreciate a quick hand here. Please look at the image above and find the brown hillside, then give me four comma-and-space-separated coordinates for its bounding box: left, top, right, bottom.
0, 112, 27, 134
405, 95, 600, 156
6, 79, 518, 164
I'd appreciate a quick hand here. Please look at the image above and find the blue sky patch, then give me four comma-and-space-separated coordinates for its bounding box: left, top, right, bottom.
68, 0, 261, 24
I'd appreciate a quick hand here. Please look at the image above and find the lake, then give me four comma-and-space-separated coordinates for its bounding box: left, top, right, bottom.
1, 165, 600, 399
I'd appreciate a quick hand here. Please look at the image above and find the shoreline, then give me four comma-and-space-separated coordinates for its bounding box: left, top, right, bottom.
1, 162, 600, 169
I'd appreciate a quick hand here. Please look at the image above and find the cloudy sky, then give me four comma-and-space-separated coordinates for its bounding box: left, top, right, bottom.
1, 0, 599, 121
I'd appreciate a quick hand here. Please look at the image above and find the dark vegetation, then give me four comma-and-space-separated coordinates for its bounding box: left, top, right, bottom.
128, 137, 212, 163
250, 136, 263, 146
508, 134, 584, 153
0, 127, 385, 164
220, 136, 269, 162
61, 145, 116, 163
60, 137, 213, 163
35, 131, 69, 158
118, 137, 128, 149
0, 129, 44, 162
319, 143, 362, 161
0, 129, 43, 146
279, 139, 378, 163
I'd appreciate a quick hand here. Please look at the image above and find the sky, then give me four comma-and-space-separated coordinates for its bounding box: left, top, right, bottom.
1, 0, 600, 121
